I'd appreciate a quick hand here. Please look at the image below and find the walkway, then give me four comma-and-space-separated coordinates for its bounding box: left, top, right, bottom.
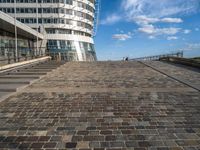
0, 61, 199, 150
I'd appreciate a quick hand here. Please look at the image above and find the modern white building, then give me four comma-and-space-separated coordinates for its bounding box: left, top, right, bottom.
0, 0, 98, 61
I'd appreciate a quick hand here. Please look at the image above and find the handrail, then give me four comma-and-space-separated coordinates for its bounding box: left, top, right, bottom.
130, 51, 183, 61
160, 56, 200, 69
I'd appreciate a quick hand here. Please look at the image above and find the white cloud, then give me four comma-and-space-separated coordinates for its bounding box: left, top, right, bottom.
167, 36, 178, 40
121, 0, 199, 39
128, 32, 133, 36
149, 36, 156, 39
120, 0, 197, 39
159, 28, 181, 35
112, 34, 132, 41
134, 16, 160, 25
133, 16, 183, 38
122, 0, 200, 19
101, 0, 193, 26
139, 25, 181, 36
187, 43, 200, 49
133, 16, 183, 25
138, 24, 155, 34
180, 43, 200, 51
161, 18, 183, 23
101, 14, 121, 25
195, 28, 199, 31
183, 29, 191, 34
102, 0, 199, 41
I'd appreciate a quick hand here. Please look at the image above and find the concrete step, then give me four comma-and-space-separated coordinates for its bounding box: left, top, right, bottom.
32, 64, 62, 68
0, 84, 27, 92
0, 78, 33, 83
0, 75, 40, 79
0, 81, 30, 84
15, 68, 52, 72
24, 70, 52, 72
0, 60, 65, 101
0, 92, 12, 99
37, 63, 62, 65
35, 64, 61, 66
6, 72, 47, 75
31, 67, 57, 69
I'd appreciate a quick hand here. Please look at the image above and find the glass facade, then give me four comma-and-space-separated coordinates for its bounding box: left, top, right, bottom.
0, 29, 41, 64
47, 40, 96, 61
47, 40, 95, 52
48, 40, 75, 51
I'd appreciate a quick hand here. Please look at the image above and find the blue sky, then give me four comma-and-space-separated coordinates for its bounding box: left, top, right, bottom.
94, 0, 200, 60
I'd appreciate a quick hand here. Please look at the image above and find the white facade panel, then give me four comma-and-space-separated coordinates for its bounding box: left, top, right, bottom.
47, 34, 94, 43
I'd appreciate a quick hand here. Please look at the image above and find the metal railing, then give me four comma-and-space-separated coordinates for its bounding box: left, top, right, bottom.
130, 51, 183, 61
160, 57, 200, 68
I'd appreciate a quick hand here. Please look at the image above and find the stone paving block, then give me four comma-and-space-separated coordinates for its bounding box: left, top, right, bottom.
50, 136, 62, 141
30, 142, 44, 148
0, 61, 199, 149
89, 141, 100, 148
65, 142, 77, 148
72, 135, 83, 142
110, 141, 125, 147
105, 135, 117, 141
77, 141, 89, 148
125, 141, 139, 147
83, 136, 104, 141
77, 131, 89, 135
43, 142, 57, 148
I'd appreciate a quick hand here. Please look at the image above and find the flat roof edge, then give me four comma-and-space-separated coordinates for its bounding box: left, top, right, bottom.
0, 11, 44, 39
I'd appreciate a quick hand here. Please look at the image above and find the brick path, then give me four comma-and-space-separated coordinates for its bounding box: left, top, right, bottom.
0, 61, 199, 150
144, 61, 200, 90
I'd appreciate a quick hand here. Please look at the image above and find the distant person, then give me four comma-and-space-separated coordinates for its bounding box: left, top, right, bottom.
125, 57, 129, 61
38, 26, 41, 33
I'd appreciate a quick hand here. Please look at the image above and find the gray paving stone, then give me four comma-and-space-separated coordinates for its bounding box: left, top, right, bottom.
0, 61, 199, 149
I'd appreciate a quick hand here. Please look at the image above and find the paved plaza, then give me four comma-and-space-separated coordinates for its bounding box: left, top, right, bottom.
0, 61, 200, 150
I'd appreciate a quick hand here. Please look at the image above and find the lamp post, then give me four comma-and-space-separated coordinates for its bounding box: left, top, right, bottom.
40, 1, 44, 56
14, 0, 18, 62
36, 0, 39, 57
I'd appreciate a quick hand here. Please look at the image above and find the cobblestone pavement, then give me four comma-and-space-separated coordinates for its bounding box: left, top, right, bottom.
0, 61, 200, 150
144, 61, 200, 90
24, 62, 189, 92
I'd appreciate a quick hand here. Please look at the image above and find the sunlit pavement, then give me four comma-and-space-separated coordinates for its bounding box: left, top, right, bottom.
0, 61, 199, 150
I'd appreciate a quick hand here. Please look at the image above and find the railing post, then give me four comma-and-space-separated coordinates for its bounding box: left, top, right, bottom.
7, 50, 11, 64
25, 48, 28, 61
13, 47, 17, 62
17, 48, 20, 62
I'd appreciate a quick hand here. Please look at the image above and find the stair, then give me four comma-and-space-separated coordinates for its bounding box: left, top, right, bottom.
0, 60, 65, 99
